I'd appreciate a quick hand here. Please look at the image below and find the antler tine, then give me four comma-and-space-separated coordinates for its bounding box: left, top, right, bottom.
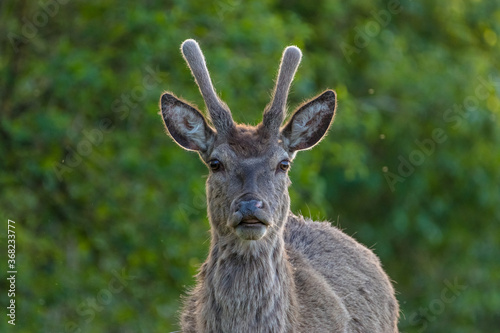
263, 45, 302, 133
181, 39, 234, 135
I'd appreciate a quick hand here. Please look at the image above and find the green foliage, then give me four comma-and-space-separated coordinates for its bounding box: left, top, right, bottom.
1, 0, 499, 332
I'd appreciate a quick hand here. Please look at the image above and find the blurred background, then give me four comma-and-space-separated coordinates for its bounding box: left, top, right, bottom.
1, 0, 499, 332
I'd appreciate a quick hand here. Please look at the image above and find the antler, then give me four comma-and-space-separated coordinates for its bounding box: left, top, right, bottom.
262, 46, 302, 134
181, 39, 234, 135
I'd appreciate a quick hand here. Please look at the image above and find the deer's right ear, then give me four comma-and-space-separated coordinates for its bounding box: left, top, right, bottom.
160, 93, 215, 152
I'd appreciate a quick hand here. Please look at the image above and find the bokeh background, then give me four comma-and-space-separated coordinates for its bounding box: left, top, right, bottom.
1, 0, 499, 332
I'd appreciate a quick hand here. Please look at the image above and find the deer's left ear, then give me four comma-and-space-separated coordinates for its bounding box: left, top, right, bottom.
281, 90, 336, 152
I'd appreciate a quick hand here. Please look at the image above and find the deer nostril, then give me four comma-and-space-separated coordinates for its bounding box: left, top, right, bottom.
238, 199, 265, 216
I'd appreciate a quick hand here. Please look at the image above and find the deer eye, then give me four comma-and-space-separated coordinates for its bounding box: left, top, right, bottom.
208, 159, 223, 171
278, 160, 290, 172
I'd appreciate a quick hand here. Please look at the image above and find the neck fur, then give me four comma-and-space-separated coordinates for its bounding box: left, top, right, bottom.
198, 230, 298, 333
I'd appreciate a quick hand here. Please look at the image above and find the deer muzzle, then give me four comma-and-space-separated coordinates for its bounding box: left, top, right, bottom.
228, 197, 270, 240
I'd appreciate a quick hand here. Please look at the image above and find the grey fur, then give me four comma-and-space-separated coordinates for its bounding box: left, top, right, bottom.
159, 39, 399, 333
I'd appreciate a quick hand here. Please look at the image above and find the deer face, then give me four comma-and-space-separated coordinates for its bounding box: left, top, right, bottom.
205, 126, 293, 241
160, 40, 336, 241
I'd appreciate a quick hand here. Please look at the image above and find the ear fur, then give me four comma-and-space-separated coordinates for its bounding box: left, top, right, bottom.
160, 92, 215, 152
281, 90, 336, 152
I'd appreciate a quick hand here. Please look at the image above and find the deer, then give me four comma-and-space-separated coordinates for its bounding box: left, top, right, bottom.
159, 39, 399, 333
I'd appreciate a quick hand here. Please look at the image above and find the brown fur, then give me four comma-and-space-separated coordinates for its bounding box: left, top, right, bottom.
159, 40, 399, 332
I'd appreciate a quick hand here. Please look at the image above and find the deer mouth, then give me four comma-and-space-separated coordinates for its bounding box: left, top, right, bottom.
238, 218, 267, 226
233, 216, 269, 240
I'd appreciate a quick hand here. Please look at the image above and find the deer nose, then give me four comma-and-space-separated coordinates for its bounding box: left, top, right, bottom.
228, 197, 270, 228
238, 200, 264, 216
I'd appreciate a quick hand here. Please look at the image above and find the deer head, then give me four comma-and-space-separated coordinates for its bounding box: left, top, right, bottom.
160, 39, 336, 243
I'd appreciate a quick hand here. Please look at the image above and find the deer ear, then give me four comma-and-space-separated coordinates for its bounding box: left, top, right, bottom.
281, 90, 336, 152
160, 93, 215, 152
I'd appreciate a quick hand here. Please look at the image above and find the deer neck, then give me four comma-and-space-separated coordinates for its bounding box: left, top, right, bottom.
200, 230, 298, 332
